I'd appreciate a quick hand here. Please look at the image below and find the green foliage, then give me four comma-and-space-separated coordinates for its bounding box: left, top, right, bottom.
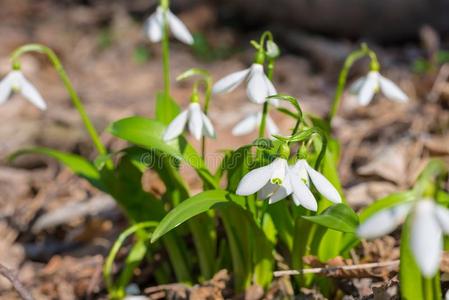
302, 203, 359, 233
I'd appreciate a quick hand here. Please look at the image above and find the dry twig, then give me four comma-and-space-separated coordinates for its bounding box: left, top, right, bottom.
274, 260, 399, 278
0, 262, 34, 300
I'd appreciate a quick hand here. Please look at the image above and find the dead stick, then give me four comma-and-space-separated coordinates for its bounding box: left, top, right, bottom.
273, 260, 400, 277
0, 262, 34, 300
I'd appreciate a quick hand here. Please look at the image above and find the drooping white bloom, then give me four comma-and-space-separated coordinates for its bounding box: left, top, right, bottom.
236, 158, 290, 203
350, 71, 409, 106
287, 160, 341, 211
0, 70, 47, 110
163, 102, 215, 141
236, 158, 341, 210
144, 6, 194, 45
212, 64, 277, 104
358, 199, 449, 277
232, 112, 279, 137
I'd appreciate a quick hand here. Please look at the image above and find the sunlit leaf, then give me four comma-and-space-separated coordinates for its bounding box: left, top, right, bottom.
302, 203, 359, 233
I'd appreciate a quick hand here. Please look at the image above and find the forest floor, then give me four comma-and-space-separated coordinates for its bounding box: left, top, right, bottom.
1, 0, 449, 299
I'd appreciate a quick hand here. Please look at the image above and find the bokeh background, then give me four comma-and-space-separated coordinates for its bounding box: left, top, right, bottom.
1, 0, 449, 298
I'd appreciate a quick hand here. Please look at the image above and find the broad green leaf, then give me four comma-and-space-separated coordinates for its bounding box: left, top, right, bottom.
9, 147, 104, 191
108, 116, 217, 187
155, 91, 181, 125
151, 190, 240, 242
302, 204, 359, 233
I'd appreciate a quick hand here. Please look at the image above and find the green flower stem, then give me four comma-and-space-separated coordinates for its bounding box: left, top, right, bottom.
327, 43, 378, 125
258, 57, 275, 138
161, 0, 171, 98
11, 44, 109, 158
201, 78, 212, 159
423, 276, 435, 300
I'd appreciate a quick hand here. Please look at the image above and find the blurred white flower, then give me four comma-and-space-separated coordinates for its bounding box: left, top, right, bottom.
163, 102, 215, 141
357, 199, 449, 277
212, 63, 277, 104
232, 112, 279, 137
144, 6, 194, 45
350, 71, 408, 106
236, 158, 341, 210
287, 160, 341, 211
0, 70, 47, 110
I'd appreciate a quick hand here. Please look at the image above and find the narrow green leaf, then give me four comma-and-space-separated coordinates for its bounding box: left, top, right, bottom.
155, 91, 181, 125
400, 217, 424, 300
151, 190, 238, 242
302, 203, 359, 233
9, 147, 104, 190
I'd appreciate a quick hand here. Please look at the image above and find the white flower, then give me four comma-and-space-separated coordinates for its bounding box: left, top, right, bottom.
287, 160, 341, 211
357, 199, 449, 277
350, 71, 409, 106
144, 6, 194, 45
212, 64, 277, 104
236, 158, 341, 211
163, 102, 215, 141
232, 112, 279, 137
236, 158, 291, 203
0, 70, 47, 110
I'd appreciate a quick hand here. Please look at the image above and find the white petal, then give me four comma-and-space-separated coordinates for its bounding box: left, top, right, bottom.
264, 74, 277, 97
411, 200, 442, 277
435, 204, 449, 234
270, 158, 288, 185
163, 110, 189, 141
201, 112, 215, 138
304, 161, 341, 203
167, 10, 194, 45
291, 180, 317, 211
236, 164, 273, 195
0, 72, 14, 104
269, 175, 292, 204
257, 182, 277, 200
145, 10, 163, 42
212, 68, 250, 94
188, 103, 203, 140
379, 75, 409, 103
19, 74, 47, 110
266, 115, 279, 136
247, 64, 270, 104
358, 71, 379, 106
357, 203, 411, 239
349, 76, 366, 94
232, 113, 258, 136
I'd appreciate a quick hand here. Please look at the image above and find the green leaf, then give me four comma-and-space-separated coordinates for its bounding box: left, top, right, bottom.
108, 116, 217, 187
302, 203, 359, 233
155, 91, 181, 125
9, 147, 104, 190
359, 192, 414, 222
151, 190, 241, 242
400, 217, 424, 300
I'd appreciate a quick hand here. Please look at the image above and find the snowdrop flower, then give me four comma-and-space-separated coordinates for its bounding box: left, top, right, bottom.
287, 160, 341, 211
237, 153, 341, 210
144, 6, 194, 45
212, 63, 277, 104
350, 71, 409, 106
236, 157, 291, 203
232, 112, 279, 137
0, 70, 47, 110
163, 102, 215, 141
358, 199, 449, 277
